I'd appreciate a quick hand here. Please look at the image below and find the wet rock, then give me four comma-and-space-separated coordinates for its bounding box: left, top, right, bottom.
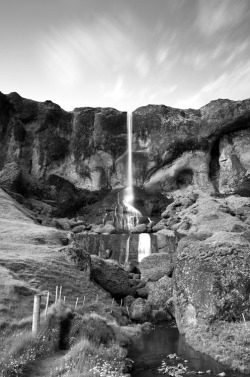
131, 224, 147, 233
152, 309, 172, 322
90, 256, 130, 297
92, 223, 116, 234
152, 223, 166, 232
72, 225, 86, 233
141, 322, 154, 331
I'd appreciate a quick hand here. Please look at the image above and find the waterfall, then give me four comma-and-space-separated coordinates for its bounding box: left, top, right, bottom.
125, 236, 130, 263
138, 233, 151, 262
124, 112, 133, 205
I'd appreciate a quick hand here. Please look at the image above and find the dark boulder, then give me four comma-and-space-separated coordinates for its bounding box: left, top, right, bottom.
90, 256, 130, 297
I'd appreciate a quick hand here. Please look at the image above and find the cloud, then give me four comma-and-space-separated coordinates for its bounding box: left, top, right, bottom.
176, 61, 250, 109
196, 0, 249, 36
156, 47, 168, 65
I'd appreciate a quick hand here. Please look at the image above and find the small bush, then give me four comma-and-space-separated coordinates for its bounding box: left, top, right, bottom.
69, 313, 116, 347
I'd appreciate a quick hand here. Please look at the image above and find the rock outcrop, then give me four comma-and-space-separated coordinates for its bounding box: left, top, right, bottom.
90, 255, 131, 297
174, 232, 250, 334
139, 253, 174, 281
130, 99, 250, 195
1, 92, 250, 216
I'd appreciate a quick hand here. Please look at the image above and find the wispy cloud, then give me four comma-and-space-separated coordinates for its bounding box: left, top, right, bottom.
196, 0, 249, 36
176, 60, 250, 109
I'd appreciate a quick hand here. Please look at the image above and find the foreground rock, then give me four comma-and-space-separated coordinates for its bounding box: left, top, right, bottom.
90, 255, 131, 297
140, 253, 174, 281
129, 298, 151, 323
174, 232, 250, 334
147, 275, 173, 309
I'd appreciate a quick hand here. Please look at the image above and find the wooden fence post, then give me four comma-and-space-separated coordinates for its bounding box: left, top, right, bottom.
32, 294, 41, 335
75, 297, 79, 309
55, 286, 58, 302
45, 292, 50, 317
59, 286, 62, 301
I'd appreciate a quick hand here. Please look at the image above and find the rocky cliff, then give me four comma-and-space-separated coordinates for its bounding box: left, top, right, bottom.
1, 92, 250, 212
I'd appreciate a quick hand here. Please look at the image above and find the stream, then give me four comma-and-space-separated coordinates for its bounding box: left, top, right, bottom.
128, 324, 249, 377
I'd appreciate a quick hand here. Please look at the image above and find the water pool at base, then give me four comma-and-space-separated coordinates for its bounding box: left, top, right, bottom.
128, 324, 250, 377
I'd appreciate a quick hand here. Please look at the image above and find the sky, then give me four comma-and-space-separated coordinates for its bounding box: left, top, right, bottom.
0, 0, 250, 111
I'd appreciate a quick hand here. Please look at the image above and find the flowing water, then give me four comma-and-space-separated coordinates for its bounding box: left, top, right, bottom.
125, 112, 134, 205
138, 233, 151, 262
128, 324, 249, 377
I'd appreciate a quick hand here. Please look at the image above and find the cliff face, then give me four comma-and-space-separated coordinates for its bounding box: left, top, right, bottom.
0, 92, 127, 195
129, 99, 250, 195
1, 92, 250, 206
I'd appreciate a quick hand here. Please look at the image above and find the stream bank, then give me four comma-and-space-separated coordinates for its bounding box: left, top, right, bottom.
128, 324, 249, 377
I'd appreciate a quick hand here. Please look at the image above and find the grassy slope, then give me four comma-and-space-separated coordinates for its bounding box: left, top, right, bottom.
0, 188, 110, 325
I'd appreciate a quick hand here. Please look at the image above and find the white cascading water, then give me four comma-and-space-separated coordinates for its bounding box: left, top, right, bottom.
124, 112, 134, 205
122, 112, 140, 231
138, 233, 151, 262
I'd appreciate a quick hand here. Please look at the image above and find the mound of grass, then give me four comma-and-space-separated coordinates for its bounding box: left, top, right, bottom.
51, 338, 128, 377
185, 320, 250, 373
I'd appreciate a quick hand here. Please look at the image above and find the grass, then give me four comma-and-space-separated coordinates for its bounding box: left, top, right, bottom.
0, 302, 67, 377
50, 338, 128, 377
51, 309, 130, 377
0, 300, 136, 377
185, 320, 250, 373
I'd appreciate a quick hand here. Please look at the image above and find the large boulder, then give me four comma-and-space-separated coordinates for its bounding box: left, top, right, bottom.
174, 232, 250, 334
147, 275, 173, 309
163, 193, 250, 238
59, 242, 91, 279
140, 252, 174, 281
90, 255, 130, 297
92, 223, 116, 234
155, 228, 177, 254
129, 298, 151, 323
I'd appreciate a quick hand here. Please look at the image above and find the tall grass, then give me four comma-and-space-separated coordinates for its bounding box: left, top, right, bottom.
185, 320, 250, 373
50, 304, 132, 377
0, 302, 69, 377
0, 300, 133, 377
51, 338, 127, 377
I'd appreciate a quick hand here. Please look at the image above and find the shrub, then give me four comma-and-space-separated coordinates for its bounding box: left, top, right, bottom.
69, 313, 116, 347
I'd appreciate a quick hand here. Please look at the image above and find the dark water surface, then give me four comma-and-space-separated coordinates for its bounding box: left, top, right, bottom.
128, 324, 250, 377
